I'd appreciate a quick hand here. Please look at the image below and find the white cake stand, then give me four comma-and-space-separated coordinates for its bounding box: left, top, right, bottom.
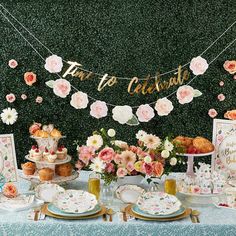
177, 151, 214, 177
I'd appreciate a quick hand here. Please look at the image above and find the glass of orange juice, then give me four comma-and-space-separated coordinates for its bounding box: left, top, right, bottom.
164, 178, 177, 195
88, 172, 101, 200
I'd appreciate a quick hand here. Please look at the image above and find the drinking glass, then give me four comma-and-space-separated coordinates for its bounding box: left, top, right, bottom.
88, 172, 100, 200
164, 178, 177, 195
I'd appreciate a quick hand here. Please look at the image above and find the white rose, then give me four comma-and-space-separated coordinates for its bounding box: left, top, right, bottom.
112, 105, 133, 124
170, 157, 177, 166
161, 150, 170, 158
144, 156, 152, 164
114, 140, 128, 149
107, 129, 116, 137
164, 139, 174, 152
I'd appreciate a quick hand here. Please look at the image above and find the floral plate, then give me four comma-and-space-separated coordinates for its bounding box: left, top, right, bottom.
136, 192, 182, 215
115, 184, 145, 204
53, 190, 97, 213
35, 183, 65, 202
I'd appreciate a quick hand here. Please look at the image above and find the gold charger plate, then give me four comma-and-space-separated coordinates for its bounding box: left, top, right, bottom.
125, 204, 192, 221
42, 204, 106, 220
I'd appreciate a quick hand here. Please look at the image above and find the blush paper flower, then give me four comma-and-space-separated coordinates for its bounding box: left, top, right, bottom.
70, 91, 89, 109
6, 93, 16, 103
223, 60, 236, 74
90, 101, 108, 119
44, 55, 63, 73
8, 59, 18, 69
208, 108, 218, 118
136, 104, 155, 122
176, 85, 194, 104
24, 72, 37, 86
190, 56, 209, 75
155, 97, 174, 116
53, 79, 71, 98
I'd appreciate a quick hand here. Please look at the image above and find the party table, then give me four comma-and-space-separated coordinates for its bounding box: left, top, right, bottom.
0, 171, 236, 236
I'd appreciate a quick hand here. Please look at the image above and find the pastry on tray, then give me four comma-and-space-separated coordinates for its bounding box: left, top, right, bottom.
29, 123, 63, 138
38, 168, 54, 181
55, 163, 72, 177
192, 137, 214, 153
21, 162, 36, 175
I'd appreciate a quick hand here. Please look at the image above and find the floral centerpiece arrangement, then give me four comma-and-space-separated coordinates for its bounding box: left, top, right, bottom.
76, 129, 183, 185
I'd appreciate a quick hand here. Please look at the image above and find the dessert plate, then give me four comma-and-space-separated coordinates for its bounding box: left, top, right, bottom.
115, 184, 145, 204
136, 192, 181, 215
35, 183, 65, 202
47, 203, 101, 217
25, 154, 71, 165
53, 190, 97, 213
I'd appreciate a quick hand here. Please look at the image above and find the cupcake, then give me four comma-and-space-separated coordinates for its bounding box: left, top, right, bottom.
29, 145, 37, 158
21, 162, 36, 175
33, 149, 43, 161
38, 168, 54, 181
43, 148, 50, 161
61, 145, 68, 156
56, 146, 66, 160
47, 151, 57, 163
55, 163, 73, 177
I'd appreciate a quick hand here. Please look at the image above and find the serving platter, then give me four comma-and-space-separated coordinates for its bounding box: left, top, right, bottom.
25, 154, 71, 165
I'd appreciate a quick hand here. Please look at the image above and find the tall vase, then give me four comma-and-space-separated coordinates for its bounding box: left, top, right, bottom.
100, 182, 115, 207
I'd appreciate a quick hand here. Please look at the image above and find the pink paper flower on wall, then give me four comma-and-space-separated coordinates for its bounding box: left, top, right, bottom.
217, 94, 225, 102
155, 97, 174, 116
176, 85, 194, 104
6, 93, 16, 103
223, 60, 236, 74
53, 79, 71, 98
44, 55, 63, 73
90, 101, 108, 119
24, 72, 37, 86
190, 56, 209, 75
21, 94, 27, 100
8, 59, 18, 68
219, 81, 224, 86
136, 104, 155, 122
70, 91, 88, 109
36, 96, 43, 103
208, 108, 218, 118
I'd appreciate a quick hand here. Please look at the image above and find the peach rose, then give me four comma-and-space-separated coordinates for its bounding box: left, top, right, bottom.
70, 91, 88, 109
98, 147, 115, 163
24, 72, 37, 86
155, 97, 174, 116
8, 59, 18, 68
176, 85, 194, 104
53, 79, 71, 98
44, 55, 63, 73
116, 167, 127, 177
223, 60, 236, 74
29, 122, 42, 135
36, 96, 43, 103
208, 108, 218, 118
153, 162, 164, 177
6, 93, 16, 103
217, 94, 225, 102
3, 183, 18, 198
90, 100, 108, 119
190, 56, 209, 75
136, 104, 155, 122
224, 110, 236, 120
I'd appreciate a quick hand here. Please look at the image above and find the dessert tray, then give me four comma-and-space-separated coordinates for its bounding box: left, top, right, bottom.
25, 154, 71, 165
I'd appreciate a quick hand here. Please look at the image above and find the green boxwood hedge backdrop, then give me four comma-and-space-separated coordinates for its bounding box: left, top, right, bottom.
0, 0, 235, 169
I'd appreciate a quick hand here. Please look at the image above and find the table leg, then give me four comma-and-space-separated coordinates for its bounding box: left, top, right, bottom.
186, 156, 195, 177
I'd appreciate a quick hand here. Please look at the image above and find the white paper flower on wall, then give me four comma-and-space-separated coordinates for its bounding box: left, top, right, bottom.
1, 108, 18, 125
112, 105, 133, 124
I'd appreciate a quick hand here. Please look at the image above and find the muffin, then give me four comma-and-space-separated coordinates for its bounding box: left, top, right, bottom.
38, 168, 54, 181
55, 163, 72, 177
21, 162, 36, 175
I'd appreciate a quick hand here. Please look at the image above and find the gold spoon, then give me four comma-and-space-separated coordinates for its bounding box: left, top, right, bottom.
192, 210, 200, 223
107, 208, 114, 222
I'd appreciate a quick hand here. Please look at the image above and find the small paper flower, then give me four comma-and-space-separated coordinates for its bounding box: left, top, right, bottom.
234, 75, 236, 80
6, 93, 16, 103
190, 56, 209, 75
219, 81, 224, 86
223, 60, 236, 74
176, 85, 194, 104
224, 110, 236, 120
3, 183, 18, 198
90, 101, 108, 119
155, 97, 174, 116
44, 55, 63, 73
136, 104, 155, 122
112, 105, 133, 124
36, 96, 43, 103
24, 72, 37, 86
53, 79, 71, 98
1, 108, 18, 125
21, 94, 27, 100
8, 59, 18, 69
208, 108, 218, 118
217, 94, 225, 102
70, 91, 89, 109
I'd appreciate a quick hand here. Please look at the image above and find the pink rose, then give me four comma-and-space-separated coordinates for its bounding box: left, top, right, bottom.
36, 96, 43, 103
217, 94, 225, 102
114, 154, 122, 165
223, 60, 236, 74
126, 161, 135, 172
90, 100, 108, 119
208, 108, 218, 118
29, 122, 41, 135
105, 163, 115, 173
3, 183, 18, 198
190, 56, 209, 75
153, 162, 164, 177
44, 55, 63, 73
98, 147, 115, 163
53, 79, 71, 98
8, 59, 18, 68
116, 167, 127, 178
176, 85, 194, 104
21, 94, 27, 100
6, 93, 16, 103
70, 91, 88, 109
78, 146, 95, 165
219, 81, 224, 86
24, 72, 37, 86
155, 97, 173, 116
142, 163, 154, 176
136, 104, 155, 122
75, 160, 84, 171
